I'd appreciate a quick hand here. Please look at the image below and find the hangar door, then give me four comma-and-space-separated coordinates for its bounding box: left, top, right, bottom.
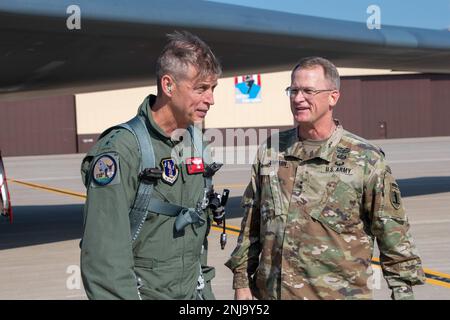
0, 95, 77, 156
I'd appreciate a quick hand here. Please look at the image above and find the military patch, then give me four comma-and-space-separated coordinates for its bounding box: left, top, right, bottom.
92, 154, 119, 186
161, 158, 179, 185
390, 183, 402, 210
186, 157, 204, 175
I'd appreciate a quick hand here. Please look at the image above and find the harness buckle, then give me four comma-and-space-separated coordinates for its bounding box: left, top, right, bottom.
175, 207, 205, 231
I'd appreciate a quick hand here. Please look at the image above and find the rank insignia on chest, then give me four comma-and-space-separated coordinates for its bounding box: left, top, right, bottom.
186, 157, 204, 174
161, 158, 179, 185
92, 154, 118, 186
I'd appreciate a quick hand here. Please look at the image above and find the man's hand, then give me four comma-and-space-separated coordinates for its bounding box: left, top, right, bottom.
391, 285, 414, 300
234, 287, 254, 300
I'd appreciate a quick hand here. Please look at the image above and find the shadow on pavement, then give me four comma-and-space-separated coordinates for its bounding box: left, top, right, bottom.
223, 196, 243, 220
0, 204, 83, 250
398, 176, 450, 197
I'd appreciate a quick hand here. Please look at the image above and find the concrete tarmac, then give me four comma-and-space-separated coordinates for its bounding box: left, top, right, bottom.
1, 136, 450, 299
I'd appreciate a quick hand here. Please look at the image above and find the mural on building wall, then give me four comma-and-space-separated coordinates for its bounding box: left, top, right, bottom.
234, 74, 261, 104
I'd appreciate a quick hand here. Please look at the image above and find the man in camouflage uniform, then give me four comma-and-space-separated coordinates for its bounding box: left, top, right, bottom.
80, 31, 222, 299
225, 57, 425, 300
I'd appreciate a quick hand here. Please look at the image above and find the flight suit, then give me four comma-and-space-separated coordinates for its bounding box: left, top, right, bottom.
226, 122, 425, 300
80, 94, 215, 300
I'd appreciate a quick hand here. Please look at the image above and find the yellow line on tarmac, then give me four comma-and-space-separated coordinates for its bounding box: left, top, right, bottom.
427, 279, 450, 289
423, 269, 450, 279
211, 225, 240, 236
426, 278, 450, 289
9, 178, 450, 289
9, 179, 86, 199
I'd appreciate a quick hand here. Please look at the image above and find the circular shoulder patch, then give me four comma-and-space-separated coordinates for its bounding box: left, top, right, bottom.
92, 155, 117, 186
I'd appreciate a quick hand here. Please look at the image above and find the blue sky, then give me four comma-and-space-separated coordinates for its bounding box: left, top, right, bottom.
208, 0, 449, 30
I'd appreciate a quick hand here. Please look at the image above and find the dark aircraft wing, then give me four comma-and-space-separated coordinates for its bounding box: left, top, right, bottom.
1, 0, 450, 99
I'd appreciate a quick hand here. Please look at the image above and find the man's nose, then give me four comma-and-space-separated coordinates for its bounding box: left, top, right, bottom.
293, 89, 306, 103
205, 90, 214, 106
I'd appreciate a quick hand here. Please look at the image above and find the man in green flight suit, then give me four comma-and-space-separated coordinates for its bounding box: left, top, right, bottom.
80, 30, 222, 300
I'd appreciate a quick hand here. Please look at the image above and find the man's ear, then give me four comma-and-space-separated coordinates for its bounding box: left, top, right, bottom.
161, 75, 174, 96
329, 90, 340, 108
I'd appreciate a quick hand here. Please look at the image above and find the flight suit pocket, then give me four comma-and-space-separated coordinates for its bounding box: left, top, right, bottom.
133, 256, 179, 299
134, 256, 156, 269
311, 179, 361, 234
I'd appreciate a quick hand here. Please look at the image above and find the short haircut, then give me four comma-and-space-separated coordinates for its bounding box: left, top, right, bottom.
291, 56, 340, 90
156, 30, 222, 90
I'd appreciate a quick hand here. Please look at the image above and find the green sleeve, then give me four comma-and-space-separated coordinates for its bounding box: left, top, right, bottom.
80, 130, 141, 300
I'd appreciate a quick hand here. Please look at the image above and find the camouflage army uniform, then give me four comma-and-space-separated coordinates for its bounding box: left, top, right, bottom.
80, 95, 215, 300
225, 122, 425, 300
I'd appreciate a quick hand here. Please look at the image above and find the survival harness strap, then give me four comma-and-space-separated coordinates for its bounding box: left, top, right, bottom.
106, 115, 211, 242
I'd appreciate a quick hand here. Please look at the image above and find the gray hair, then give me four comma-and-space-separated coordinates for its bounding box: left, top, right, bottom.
291, 56, 340, 90
156, 30, 222, 90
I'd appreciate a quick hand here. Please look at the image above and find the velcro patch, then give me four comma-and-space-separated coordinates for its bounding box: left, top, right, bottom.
186, 157, 204, 174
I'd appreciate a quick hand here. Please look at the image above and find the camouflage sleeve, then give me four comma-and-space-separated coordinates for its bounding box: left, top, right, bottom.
225, 161, 262, 289
364, 158, 426, 298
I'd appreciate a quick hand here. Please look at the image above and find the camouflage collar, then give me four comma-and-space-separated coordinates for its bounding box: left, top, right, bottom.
284, 121, 343, 162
